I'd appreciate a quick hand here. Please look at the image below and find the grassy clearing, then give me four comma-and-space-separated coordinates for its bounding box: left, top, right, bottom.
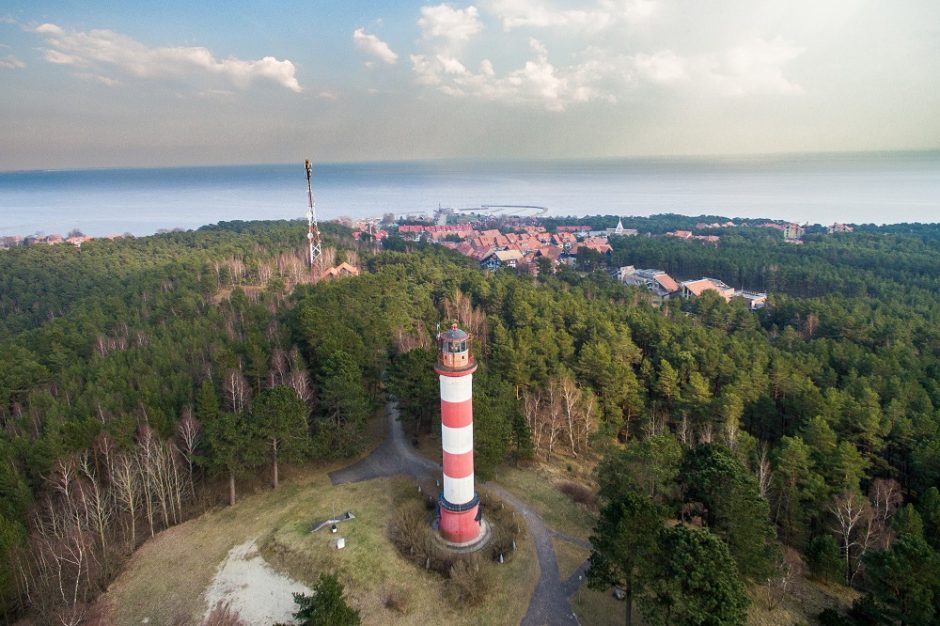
260, 477, 537, 625
102, 468, 537, 626
495, 466, 596, 542
747, 575, 859, 626
570, 567, 859, 626
552, 537, 590, 582
107, 471, 322, 625
571, 585, 628, 626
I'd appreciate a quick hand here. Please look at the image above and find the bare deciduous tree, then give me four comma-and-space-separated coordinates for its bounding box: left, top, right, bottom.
17, 429, 199, 625
177, 407, 201, 498
756, 442, 772, 500
869, 478, 902, 548
443, 290, 488, 355
642, 408, 667, 439
523, 376, 597, 459
268, 349, 288, 388
223, 369, 251, 414
111, 452, 140, 548
136, 426, 157, 538
830, 491, 874, 584
78, 453, 113, 573
766, 548, 802, 610
523, 392, 544, 455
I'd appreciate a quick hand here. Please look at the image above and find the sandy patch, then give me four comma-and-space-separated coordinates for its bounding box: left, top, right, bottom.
203, 538, 312, 625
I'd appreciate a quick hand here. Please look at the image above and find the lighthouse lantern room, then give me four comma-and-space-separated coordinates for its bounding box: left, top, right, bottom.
435, 322, 482, 545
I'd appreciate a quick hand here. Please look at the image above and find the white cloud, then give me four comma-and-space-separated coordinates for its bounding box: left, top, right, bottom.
0, 54, 25, 70
486, 0, 654, 31
73, 72, 120, 86
195, 88, 234, 98
410, 33, 804, 111
708, 37, 805, 96
31, 22, 302, 93
626, 39, 804, 95
418, 4, 484, 45
633, 50, 688, 84
34, 23, 64, 35
629, 40, 804, 95
352, 28, 399, 65
411, 38, 620, 111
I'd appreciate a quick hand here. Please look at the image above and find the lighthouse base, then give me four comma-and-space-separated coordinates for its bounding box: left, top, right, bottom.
437, 493, 486, 546
433, 518, 491, 553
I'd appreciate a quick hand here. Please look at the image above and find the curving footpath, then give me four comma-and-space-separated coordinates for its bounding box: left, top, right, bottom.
329, 401, 589, 625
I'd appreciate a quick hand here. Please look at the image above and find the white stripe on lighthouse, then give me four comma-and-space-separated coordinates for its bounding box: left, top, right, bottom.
444, 474, 475, 505
440, 374, 473, 404
441, 424, 474, 455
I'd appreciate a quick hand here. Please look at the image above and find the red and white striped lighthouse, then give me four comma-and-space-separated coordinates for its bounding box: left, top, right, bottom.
435, 322, 482, 544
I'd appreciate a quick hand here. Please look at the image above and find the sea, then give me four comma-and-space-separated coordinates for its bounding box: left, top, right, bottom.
1, 151, 938, 237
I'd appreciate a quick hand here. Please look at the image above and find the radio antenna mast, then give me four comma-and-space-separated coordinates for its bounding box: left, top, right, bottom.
304, 159, 322, 273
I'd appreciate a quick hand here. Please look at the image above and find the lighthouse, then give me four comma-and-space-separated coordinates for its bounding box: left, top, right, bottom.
435, 322, 482, 544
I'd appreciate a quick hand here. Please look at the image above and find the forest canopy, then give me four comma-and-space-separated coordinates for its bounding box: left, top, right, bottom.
1, 216, 940, 623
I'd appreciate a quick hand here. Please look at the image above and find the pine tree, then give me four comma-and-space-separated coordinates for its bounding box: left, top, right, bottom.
587, 493, 662, 626
681, 443, 778, 579
291, 573, 360, 626
253, 386, 309, 489
641, 526, 749, 626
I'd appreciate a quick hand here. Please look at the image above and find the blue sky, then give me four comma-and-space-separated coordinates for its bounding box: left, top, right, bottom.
1, 0, 939, 169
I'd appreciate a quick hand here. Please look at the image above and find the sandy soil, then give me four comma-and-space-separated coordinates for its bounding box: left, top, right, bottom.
203, 538, 312, 625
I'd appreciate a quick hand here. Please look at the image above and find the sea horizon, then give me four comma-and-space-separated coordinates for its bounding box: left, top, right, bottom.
5, 147, 939, 174
2, 150, 939, 237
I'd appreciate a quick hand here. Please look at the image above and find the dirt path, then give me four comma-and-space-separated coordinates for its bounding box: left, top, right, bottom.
202, 538, 311, 624
330, 399, 588, 625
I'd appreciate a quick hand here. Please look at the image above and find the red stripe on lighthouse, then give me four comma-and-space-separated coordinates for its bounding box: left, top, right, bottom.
443, 449, 474, 479
440, 399, 473, 429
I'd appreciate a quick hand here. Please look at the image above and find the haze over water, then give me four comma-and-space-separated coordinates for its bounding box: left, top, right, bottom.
1, 151, 938, 237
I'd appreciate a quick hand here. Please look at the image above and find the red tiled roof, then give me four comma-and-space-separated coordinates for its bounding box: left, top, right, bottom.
683, 278, 734, 299
655, 274, 680, 293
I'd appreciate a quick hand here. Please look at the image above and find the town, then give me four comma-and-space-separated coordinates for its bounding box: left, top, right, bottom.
336, 210, 857, 309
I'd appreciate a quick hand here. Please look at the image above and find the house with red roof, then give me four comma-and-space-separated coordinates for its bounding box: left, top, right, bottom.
618, 266, 681, 298
681, 277, 736, 302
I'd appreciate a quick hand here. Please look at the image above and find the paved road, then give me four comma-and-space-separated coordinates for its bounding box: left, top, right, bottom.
329, 402, 439, 485
485, 484, 582, 626
329, 400, 589, 625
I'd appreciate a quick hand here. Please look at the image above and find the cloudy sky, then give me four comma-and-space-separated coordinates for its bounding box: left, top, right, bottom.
1, 0, 938, 169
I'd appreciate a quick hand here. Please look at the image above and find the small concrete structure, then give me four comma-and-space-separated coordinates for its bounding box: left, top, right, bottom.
311, 511, 356, 533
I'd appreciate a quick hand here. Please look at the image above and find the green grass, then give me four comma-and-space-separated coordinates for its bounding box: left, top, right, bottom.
552, 537, 590, 582
570, 562, 860, 626
572, 585, 630, 626
102, 468, 538, 626
495, 466, 597, 542
746, 574, 859, 626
